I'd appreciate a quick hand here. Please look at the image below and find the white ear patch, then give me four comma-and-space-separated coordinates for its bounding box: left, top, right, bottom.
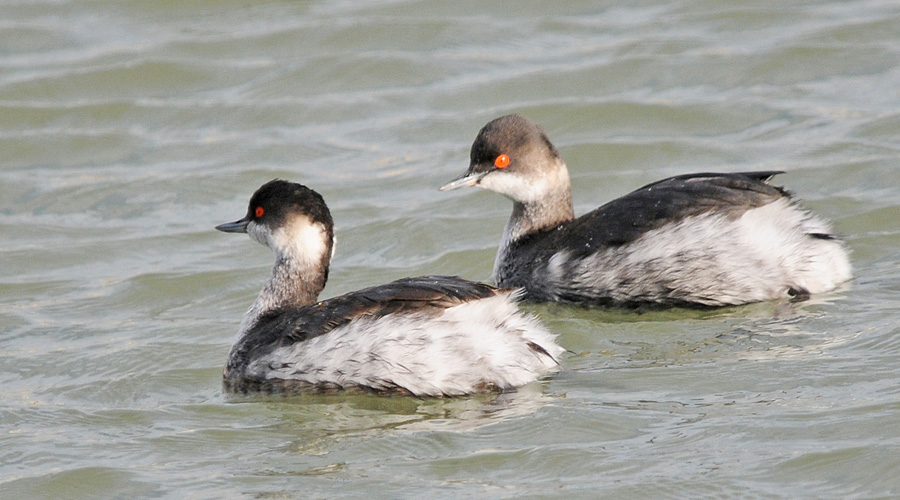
478, 158, 571, 204
271, 215, 331, 265
479, 171, 536, 201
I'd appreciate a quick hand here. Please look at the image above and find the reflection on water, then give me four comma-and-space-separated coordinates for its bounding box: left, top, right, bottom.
228, 382, 560, 443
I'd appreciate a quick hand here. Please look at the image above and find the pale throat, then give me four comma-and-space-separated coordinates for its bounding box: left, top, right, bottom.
494, 164, 575, 244
243, 218, 332, 330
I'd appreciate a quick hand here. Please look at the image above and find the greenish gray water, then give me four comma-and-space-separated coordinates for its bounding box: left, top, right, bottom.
2, 1, 899, 498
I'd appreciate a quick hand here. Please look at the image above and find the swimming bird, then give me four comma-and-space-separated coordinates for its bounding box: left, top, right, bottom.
216, 179, 562, 396
440, 114, 852, 308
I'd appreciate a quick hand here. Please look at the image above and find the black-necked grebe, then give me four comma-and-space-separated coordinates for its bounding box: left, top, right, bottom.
216, 179, 562, 396
440, 114, 852, 308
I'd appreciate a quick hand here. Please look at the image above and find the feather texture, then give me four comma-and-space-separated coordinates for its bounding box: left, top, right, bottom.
218, 180, 563, 396
442, 115, 852, 307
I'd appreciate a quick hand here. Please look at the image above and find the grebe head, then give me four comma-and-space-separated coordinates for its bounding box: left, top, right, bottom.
216, 179, 335, 270
440, 114, 570, 205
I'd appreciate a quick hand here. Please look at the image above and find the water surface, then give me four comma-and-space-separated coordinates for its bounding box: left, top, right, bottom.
2, 1, 900, 498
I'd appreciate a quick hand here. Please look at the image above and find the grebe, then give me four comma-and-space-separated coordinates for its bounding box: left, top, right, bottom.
440, 114, 851, 308
216, 179, 562, 396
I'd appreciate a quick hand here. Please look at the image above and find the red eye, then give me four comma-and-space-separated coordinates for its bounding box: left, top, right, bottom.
255, 206, 264, 217
494, 154, 510, 169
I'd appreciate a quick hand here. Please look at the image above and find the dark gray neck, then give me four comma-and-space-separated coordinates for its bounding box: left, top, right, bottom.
492, 191, 574, 284
508, 193, 575, 241
266, 254, 327, 307
503, 154, 575, 242
238, 254, 328, 335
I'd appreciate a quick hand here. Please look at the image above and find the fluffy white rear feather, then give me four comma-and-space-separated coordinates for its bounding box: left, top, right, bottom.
250, 291, 562, 397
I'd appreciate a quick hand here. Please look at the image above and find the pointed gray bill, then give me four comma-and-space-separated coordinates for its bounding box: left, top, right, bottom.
215, 218, 250, 233
439, 170, 489, 191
